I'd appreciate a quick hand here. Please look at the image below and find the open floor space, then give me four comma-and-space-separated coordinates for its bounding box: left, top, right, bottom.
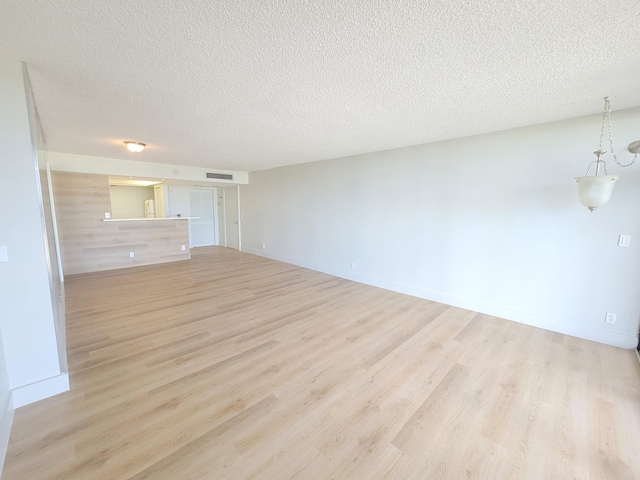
4, 247, 640, 479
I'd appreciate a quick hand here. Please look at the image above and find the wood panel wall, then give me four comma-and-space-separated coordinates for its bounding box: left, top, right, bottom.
52, 172, 190, 275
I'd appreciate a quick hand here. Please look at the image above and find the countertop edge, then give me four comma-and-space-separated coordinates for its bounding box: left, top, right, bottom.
103, 217, 198, 222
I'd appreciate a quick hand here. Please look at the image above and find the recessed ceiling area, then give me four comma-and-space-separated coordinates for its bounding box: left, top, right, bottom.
1, 1, 639, 172
108, 177, 161, 187
108, 176, 236, 189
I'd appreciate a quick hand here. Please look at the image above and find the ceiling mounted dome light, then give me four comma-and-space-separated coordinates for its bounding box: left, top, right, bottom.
575, 97, 638, 212
124, 141, 146, 153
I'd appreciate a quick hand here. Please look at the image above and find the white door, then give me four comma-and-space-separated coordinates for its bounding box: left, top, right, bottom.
224, 187, 239, 250
189, 189, 216, 247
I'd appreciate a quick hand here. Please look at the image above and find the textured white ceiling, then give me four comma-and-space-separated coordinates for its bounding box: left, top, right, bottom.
0, 1, 639, 172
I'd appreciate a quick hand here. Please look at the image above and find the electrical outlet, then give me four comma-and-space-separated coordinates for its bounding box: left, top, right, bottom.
605, 312, 616, 324
351, 262, 356, 270
129, 252, 135, 258
262, 243, 266, 249
105, 212, 111, 219
618, 235, 631, 247
181, 245, 186, 251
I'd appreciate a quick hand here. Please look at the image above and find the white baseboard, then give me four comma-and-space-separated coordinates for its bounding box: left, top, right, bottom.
0, 393, 14, 479
12, 373, 69, 408
243, 247, 638, 349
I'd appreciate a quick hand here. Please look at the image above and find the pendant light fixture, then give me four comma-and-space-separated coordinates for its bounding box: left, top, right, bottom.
575, 97, 638, 212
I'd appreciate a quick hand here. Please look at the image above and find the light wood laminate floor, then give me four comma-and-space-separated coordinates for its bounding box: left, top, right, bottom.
4, 247, 640, 479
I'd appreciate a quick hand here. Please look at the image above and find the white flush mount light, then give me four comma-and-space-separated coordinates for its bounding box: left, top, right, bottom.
575, 97, 638, 212
124, 141, 146, 153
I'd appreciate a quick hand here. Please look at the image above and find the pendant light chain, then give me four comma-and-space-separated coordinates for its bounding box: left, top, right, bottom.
603, 97, 636, 168
597, 98, 607, 154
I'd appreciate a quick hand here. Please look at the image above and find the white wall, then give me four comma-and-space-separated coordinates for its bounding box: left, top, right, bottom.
241, 107, 640, 349
217, 190, 225, 244
0, 322, 12, 478
166, 184, 193, 247
109, 185, 154, 218
0, 58, 69, 471
165, 184, 191, 218
0, 59, 66, 387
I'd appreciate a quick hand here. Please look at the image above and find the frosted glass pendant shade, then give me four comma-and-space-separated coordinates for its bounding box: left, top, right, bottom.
575, 175, 618, 211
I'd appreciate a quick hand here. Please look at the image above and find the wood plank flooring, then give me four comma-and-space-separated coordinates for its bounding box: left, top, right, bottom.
4, 247, 640, 479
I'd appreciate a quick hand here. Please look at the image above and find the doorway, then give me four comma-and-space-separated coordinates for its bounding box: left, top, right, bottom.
153, 184, 166, 218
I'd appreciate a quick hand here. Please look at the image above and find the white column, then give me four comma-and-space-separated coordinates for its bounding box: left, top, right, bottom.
0, 58, 68, 413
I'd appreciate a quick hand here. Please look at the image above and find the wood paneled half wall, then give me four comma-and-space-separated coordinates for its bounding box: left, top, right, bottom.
51, 172, 190, 275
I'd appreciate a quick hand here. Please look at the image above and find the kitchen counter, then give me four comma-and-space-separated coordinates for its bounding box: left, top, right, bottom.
103, 217, 199, 222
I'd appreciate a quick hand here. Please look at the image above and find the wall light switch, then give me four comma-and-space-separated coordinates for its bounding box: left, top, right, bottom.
618, 235, 631, 247
0, 246, 7, 262
351, 262, 356, 270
